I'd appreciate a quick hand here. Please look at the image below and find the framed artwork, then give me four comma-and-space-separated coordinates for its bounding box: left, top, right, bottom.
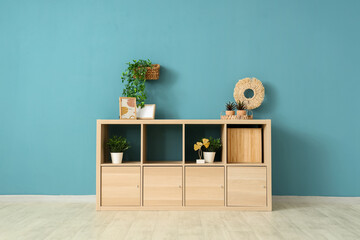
137, 104, 156, 119
119, 97, 137, 120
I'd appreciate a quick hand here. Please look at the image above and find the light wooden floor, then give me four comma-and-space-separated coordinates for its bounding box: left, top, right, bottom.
0, 196, 359, 240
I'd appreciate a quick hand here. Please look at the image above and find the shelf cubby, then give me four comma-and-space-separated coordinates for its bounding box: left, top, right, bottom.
143, 124, 183, 164
96, 119, 272, 211
184, 124, 225, 164
103, 124, 141, 164
227, 124, 264, 164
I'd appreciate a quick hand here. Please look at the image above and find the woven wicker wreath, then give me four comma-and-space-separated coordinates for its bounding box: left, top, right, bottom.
233, 77, 265, 110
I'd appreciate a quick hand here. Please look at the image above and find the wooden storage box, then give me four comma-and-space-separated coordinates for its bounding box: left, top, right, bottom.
227, 128, 262, 163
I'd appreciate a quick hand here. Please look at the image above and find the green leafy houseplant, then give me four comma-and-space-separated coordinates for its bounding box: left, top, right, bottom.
107, 136, 130, 152
203, 137, 222, 152
121, 59, 152, 108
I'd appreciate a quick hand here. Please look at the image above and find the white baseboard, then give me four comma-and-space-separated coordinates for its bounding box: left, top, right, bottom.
0, 195, 96, 203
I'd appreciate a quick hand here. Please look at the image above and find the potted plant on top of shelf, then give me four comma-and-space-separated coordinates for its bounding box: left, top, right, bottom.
203, 137, 222, 163
225, 101, 236, 115
235, 100, 247, 116
107, 135, 131, 164
121, 59, 159, 118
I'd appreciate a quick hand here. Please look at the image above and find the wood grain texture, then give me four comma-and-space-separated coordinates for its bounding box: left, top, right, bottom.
263, 122, 272, 210
143, 167, 183, 206
185, 167, 224, 206
227, 128, 262, 163
97, 119, 271, 125
221, 124, 227, 164
141, 124, 146, 164
96, 123, 108, 209
227, 166, 267, 207
96, 119, 272, 211
101, 167, 140, 206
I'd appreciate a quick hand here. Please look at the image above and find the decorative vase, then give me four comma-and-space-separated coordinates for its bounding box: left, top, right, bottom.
204, 152, 216, 163
110, 152, 123, 164
225, 111, 235, 116
237, 110, 246, 116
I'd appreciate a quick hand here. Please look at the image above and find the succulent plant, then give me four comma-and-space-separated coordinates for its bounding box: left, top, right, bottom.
225, 101, 236, 111
236, 100, 247, 110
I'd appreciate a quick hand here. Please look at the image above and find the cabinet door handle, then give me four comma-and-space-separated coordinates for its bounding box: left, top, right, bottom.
221, 185, 224, 189
137, 185, 139, 188
179, 185, 182, 188
263, 185, 266, 189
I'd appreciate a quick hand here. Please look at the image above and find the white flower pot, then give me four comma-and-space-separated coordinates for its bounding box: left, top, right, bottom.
110, 152, 123, 164
204, 152, 216, 163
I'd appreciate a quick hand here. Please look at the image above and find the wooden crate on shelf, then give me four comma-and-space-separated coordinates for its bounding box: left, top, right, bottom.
227, 128, 262, 163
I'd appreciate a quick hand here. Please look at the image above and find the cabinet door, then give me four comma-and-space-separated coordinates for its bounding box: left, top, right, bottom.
101, 167, 140, 206
227, 167, 267, 207
144, 167, 183, 206
185, 167, 224, 206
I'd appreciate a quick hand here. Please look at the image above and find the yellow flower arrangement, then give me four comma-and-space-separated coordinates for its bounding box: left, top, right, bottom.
194, 138, 210, 159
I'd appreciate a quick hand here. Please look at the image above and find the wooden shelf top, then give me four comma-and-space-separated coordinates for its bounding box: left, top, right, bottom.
97, 119, 271, 125
143, 161, 182, 165
226, 163, 267, 166
101, 162, 267, 166
101, 162, 140, 166
185, 162, 225, 166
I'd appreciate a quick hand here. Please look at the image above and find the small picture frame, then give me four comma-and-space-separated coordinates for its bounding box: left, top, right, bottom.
119, 97, 137, 120
137, 104, 156, 119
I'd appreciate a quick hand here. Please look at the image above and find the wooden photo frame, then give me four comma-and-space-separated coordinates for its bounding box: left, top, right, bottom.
137, 104, 156, 119
119, 97, 137, 120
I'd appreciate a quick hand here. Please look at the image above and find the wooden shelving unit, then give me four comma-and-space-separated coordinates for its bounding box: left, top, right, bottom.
96, 119, 271, 211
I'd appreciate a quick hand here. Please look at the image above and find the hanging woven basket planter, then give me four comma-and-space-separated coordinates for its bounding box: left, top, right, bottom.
145, 64, 160, 80
233, 77, 265, 110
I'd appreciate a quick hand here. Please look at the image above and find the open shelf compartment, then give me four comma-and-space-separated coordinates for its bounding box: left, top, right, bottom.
184, 124, 226, 164
143, 124, 183, 164
101, 124, 141, 164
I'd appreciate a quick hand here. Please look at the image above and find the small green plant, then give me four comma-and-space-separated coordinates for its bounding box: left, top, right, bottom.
235, 100, 246, 110
107, 136, 130, 152
203, 137, 222, 152
121, 59, 152, 108
225, 101, 235, 111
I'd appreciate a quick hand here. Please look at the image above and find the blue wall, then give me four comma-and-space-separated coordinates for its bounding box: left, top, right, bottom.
1, 0, 359, 196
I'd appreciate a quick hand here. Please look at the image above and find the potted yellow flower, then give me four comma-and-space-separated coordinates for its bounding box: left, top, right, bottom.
194, 138, 210, 164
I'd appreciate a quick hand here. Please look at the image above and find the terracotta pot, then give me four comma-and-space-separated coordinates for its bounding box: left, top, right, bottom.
225, 111, 235, 116
237, 110, 247, 116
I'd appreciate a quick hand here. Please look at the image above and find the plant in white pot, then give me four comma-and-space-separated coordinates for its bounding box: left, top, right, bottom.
107, 136, 130, 164
203, 137, 222, 163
